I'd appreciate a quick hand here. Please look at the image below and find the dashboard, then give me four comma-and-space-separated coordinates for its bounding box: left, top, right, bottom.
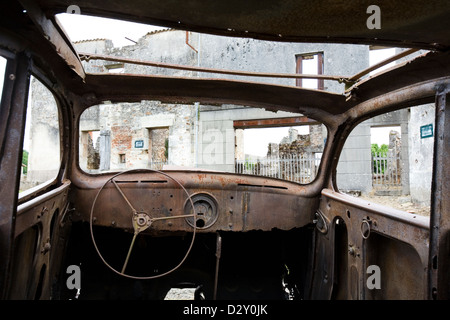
71, 170, 318, 234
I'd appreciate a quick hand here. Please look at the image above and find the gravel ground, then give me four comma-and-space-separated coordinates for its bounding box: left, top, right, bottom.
164, 288, 196, 300
358, 194, 430, 216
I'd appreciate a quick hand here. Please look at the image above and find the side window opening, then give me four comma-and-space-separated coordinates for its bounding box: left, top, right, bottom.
80, 130, 101, 172
337, 104, 434, 217
0, 56, 6, 99
235, 124, 326, 184
20, 75, 61, 194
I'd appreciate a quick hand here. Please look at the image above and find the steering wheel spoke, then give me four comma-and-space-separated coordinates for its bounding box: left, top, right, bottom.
121, 231, 138, 274
151, 213, 195, 223
111, 178, 137, 213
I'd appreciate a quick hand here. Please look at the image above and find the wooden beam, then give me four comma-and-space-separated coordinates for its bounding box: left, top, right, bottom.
233, 116, 318, 129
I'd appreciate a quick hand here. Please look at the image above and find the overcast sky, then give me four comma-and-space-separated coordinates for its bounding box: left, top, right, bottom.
57, 13, 164, 47
0, 57, 5, 97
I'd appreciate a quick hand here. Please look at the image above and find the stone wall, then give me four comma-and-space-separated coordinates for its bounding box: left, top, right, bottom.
21, 77, 60, 190
408, 103, 435, 205
264, 125, 325, 161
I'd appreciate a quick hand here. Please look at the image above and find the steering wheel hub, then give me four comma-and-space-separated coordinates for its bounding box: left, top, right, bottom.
133, 212, 152, 231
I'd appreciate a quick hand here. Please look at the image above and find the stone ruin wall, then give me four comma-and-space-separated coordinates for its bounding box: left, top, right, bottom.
267, 125, 325, 158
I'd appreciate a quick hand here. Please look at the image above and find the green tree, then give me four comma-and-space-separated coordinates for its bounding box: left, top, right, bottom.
164, 138, 169, 160
371, 143, 388, 156
22, 150, 28, 174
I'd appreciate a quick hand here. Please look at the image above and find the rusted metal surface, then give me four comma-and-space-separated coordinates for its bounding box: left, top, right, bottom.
38, 0, 450, 50
77, 73, 347, 119
344, 77, 450, 129
0, 53, 30, 299
346, 51, 450, 104
71, 170, 318, 233
429, 91, 450, 299
185, 31, 198, 54
314, 189, 430, 300
347, 48, 420, 84
19, 0, 85, 79
0, 0, 449, 301
15, 181, 71, 235
9, 181, 71, 299
79, 52, 348, 83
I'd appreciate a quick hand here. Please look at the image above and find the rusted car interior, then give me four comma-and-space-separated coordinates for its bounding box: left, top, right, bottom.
0, 0, 449, 301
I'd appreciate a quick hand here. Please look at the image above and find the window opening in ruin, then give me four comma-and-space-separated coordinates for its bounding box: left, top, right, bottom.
337, 105, 434, 217
20, 76, 61, 193
119, 153, 126, 163
148, 127, 169, 170
370, 126, 402, 193
236, 123, 326, 184
295, 52, 324, 90
80, 130, 101, 172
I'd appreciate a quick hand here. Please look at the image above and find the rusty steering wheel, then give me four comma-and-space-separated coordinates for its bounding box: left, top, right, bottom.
89, 169, 197, 279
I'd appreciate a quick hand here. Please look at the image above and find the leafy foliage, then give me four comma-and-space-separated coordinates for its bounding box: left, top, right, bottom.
22, 150, 28, 174
371, 143, 388, 156
164, 138, 169, 160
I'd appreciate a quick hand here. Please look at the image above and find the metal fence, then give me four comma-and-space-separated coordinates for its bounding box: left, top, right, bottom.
372, 151, 401, 187
235, 154, 322, 184
149, 160, 169, 170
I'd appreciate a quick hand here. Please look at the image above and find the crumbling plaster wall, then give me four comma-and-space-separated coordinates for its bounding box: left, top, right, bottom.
408, 103, 435, 206
22, 77, 60, 190
197, 33, 368, 93
80, 101, 195, 171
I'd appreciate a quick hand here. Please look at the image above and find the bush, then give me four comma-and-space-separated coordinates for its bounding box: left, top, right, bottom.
22, 150, 28, 174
